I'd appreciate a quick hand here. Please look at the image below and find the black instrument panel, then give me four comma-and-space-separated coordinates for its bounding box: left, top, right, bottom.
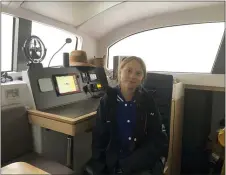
26, 66, 108, 110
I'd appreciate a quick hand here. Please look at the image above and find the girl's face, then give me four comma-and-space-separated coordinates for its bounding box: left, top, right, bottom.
120, 59, 144, 90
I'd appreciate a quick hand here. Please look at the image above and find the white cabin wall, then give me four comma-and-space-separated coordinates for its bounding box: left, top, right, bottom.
98, 4, 224, 57
2, 6, 98, 59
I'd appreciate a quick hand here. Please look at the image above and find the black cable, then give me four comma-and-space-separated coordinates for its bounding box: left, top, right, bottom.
88, 90, 92, 97
86, 84, 93, 97
48, 43, 66, 67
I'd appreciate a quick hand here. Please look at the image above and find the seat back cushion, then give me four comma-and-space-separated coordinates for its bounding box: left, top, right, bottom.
1, 104, 33, 165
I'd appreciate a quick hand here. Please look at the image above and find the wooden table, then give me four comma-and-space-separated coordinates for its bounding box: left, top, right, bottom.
28, 98, 100, 136
1, 162, 49, 174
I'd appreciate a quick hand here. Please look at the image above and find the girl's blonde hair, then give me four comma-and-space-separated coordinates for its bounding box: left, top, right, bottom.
117, 56, 147, 84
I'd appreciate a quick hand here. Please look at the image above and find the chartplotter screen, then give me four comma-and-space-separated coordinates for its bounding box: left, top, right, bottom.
54, 74, 80, 95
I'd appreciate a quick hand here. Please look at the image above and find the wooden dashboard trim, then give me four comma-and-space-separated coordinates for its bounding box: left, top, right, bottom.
28, 112, 96, 136
28, 110, 97, 124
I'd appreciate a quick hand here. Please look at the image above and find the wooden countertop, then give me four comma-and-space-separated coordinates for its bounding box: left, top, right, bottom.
28, 109, 97, 136
1, 162, 49, 174
185, 84, 224, 92
28, 109, 97, 124
41, 98, 100, 119
28, 98, 100, 124
27, 98, 100, 136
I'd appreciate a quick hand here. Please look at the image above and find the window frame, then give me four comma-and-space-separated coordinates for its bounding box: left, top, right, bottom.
106, 22, 225, 74
1, 13, 15, 72
211, 30, 225, 74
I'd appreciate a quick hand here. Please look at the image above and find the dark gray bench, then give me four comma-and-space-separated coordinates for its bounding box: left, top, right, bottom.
1, 104, 74, 175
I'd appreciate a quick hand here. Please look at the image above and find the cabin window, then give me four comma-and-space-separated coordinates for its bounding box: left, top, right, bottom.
1, 13, 14, 72
108, 22, 224, 73
31, 21, 81, 67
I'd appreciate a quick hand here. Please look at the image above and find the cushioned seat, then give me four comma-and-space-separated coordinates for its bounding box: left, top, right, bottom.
1, 104, 74, 175
12, 152, 74, 175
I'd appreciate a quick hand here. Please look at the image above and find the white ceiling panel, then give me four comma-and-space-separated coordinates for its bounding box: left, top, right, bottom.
20, 1, 122, 26
1, 1, 11, 6
18, 1, 223, 39
71, 1, 122, 26
21, 2, 74, 25
78, 1, 223, 38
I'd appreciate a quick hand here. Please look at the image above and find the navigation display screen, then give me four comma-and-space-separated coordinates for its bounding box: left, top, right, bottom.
54, 74, 80, 95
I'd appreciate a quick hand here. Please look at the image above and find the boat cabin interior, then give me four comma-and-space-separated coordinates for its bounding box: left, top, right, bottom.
1, 1, 225, 175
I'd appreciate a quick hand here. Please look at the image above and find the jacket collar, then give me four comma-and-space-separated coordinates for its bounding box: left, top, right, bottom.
115, 85, 136, 103
106, 85, 148, 103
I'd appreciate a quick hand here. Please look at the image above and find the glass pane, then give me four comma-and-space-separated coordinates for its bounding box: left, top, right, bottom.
1, 13, 13, 72
31, 21, 80, 67
108, 22, 225, 73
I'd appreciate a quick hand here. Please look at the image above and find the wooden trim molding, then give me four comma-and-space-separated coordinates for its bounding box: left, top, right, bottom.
28, 114, 96, 136
29, 114, 76, 136
28, 110, 97, 124
28, 108, 97, 136
185, 84, 225, 92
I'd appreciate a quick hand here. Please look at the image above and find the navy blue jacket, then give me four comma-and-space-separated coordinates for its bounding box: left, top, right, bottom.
115, 86, 137, 159
90, 86, 168, 174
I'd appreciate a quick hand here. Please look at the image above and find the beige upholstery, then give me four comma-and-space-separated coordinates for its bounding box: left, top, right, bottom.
13, 152, 74, 175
